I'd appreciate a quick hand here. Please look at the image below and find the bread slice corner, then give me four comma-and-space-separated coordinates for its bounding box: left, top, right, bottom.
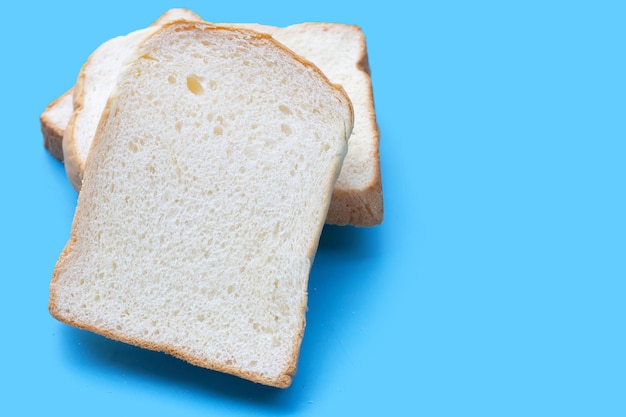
40, 89, 73, 162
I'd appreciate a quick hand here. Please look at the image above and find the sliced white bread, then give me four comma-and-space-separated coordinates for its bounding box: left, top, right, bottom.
49, 21, 353, 388
42, 12, 382, 226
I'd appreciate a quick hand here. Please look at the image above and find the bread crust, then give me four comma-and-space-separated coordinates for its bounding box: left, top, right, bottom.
62, 67, 87, 191
40, 89, 72, 161
323, 26, 382, 226
149, 8, 202, 26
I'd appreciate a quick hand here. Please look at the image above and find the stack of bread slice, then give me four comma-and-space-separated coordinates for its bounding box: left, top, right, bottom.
45, 9, 381, 388
41, 8, 382, 226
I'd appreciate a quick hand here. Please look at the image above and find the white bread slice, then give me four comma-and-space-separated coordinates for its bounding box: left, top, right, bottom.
62, 8, 202, 191
45, 14, 381, 226
49, 21, 353, 388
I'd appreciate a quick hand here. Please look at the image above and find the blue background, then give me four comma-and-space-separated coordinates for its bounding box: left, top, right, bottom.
2, 0, 625, 415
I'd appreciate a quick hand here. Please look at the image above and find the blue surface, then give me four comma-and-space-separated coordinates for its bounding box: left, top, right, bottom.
2, 1, 625, 415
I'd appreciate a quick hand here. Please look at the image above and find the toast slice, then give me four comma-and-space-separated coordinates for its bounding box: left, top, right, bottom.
41, 13, 382, 226
49, 21, 353, 388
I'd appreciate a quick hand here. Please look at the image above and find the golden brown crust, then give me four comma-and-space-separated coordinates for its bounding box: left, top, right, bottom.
326, 25, 382, 226
149, 8, 202, 27
326, 165, 383, 226
40, 118, 64, 162
40, 89, 72, 162
62, 47, 91, 192
355, 27, 372, 76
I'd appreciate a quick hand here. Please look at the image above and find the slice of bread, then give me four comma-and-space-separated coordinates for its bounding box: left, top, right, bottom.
41, 12, 382, 226
49, 21, 353, 388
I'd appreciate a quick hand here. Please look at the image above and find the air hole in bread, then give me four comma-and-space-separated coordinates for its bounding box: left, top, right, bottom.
278, 104, 292, 115
281, 124, 292, 136
168, 75, 176, 84
213, 126, 223, 136
186, 74, 204, 95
